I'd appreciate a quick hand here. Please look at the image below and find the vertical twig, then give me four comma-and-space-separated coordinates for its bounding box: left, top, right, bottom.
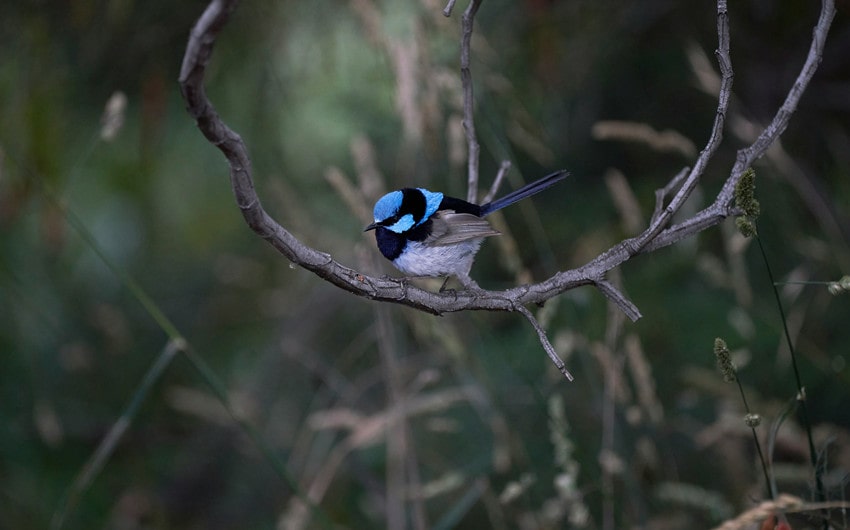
459, 0, 483, 202
714, 0, 836, 205
735, 0, 836, 163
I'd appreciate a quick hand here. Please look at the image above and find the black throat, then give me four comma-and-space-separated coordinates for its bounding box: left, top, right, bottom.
374, 219, 434, 260
374, 227, 406, 260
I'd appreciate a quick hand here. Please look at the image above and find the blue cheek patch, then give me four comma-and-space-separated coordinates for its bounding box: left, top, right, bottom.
387, 213, 415, 233
417, 189, 443, 226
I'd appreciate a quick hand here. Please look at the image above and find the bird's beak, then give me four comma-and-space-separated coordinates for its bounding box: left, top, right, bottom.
363, 222, 379, 232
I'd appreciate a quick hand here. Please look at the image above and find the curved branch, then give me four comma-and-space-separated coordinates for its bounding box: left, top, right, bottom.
644, 0, 835, 254
720, 0, 836, 202
626, 0, 733, 256
178, 0, 835, 358
177, 0, 636, 321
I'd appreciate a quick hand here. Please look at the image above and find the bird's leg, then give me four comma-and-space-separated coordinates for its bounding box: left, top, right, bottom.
455, 273, 484, 293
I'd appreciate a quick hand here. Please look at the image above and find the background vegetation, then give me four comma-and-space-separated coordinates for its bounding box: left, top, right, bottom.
1, 0, 848, 528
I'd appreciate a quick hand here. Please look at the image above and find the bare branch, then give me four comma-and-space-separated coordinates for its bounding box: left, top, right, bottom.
719, 0, 836, 203
624, 0, 732, 257
515, 305, 574, 381
643, 0, 835, 253
442, 0, 458, 17
443, 0, 457, 17
596, 280, 641, 323
178, 0, 835, 381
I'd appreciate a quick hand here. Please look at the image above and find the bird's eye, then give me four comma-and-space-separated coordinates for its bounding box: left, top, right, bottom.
373, 216, 393, 227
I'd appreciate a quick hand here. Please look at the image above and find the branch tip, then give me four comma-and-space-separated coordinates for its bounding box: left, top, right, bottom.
515, 305, 574, 381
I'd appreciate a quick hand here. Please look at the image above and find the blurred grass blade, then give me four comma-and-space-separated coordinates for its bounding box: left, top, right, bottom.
178, 348, 334, 529
56, 194, 182, 340
432, 479, 486, 530
755, 236, 825, 508
50, 338, 185, 530
767, 396, 798, 501
43, 183, 332, 528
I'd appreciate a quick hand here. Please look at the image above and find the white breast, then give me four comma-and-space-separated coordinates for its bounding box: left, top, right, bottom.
392, 238, 484, 278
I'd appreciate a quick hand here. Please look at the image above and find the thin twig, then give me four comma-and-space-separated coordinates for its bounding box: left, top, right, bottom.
481, 160, 512, 204
443, 0, 458, 17
733, 0, 836, 172
515, 305, 574, 381
650, 166, 690, 226
596, 279, 641, 322
459, 0, 483, 202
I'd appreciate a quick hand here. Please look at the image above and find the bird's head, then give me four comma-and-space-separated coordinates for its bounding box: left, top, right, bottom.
364, 188, 443, 233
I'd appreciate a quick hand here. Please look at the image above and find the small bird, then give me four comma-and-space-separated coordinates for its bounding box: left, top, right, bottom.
364, 170, 568, 290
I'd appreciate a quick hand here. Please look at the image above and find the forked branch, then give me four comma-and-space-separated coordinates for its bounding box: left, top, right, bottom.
179, 0, 835, 379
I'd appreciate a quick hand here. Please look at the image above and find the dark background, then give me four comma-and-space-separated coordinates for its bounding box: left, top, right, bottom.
1, 0, 849, 528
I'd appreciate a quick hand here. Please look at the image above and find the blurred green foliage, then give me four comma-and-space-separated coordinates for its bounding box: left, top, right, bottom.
1, 0, 849, 529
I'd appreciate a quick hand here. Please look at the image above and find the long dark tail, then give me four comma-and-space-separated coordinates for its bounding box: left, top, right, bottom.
479, 170, 569, 216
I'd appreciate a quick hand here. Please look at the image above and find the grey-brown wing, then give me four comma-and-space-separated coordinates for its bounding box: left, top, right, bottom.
426, 211, 501, 246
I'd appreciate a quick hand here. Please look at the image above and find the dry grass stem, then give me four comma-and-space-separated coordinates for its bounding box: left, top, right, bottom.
592, 120, 697, 158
